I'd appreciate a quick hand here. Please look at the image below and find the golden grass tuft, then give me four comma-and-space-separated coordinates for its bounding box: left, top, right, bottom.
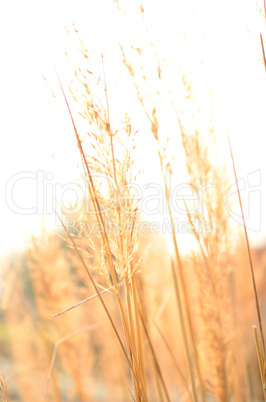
1, 2, 266, 401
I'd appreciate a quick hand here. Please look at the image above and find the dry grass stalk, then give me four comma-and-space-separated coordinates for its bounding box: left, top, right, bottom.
0, 369, 9, 402
260, 33, 266, 71
260, 0, 266, 70
138, 306, 170, 402
56, 213, 146, 400
55, 40, 152, 397
153, 321, 190, 396
176, 68, 243, 400
253, 326, 266, 400
228, 135, 266, 391
171, 260, 198, 402
43, 322, 105, 400
2, 3, 266, 401
119, 30, 205, 402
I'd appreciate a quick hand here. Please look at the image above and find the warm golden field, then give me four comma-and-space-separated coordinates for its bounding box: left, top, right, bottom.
1, 2, 266, 401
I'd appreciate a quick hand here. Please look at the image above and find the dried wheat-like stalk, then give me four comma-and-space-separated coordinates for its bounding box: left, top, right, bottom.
177, 93, 233, 400
54, 25, 158, 401
118, 11, 205, 400
0, 369, 9, 402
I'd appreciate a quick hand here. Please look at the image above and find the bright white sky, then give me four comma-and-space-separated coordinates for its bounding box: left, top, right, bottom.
1, 0, 266, 257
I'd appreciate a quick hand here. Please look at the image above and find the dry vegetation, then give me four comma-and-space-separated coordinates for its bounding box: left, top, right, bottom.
1, 1, 266, 401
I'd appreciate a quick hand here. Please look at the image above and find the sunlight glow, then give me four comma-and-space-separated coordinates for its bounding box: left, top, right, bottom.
1, 0, 266, 256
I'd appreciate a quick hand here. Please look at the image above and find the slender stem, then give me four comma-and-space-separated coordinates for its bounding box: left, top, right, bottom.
171, 261, 198, 402
101, 53, 117, 185
227, 136, 265, 355
56, 67, 149, 401
228, 134, 266, 390
139, 306, 171, 402
260, 34, 266, 71
55, 67, 118, 290
43, 323, 104, 401
158, 142, 205, 401
253, 326, 266, 400
132, 273, 147, 396
52, 282, 124, 317
56, 213, 146, 401
153, 321, 192, 400
101, 54, 148, 400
